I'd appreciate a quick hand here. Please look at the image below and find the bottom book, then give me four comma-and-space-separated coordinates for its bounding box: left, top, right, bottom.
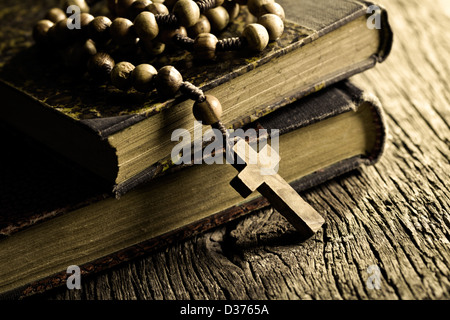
0, 81, 386, 299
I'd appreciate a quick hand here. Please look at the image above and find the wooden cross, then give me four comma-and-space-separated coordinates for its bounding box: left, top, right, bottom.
229, 138, 325, 238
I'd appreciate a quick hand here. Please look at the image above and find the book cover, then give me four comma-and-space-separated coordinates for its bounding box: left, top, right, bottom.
0, 0, 393, 195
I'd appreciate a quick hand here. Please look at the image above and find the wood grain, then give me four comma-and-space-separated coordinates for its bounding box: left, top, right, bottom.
39, 0, 450, 300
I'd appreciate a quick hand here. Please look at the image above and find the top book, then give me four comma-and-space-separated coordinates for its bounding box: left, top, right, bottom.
0, 0, 393, 195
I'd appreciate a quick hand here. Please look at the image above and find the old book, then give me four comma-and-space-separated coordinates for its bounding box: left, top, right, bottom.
0, 81, 387, 298
0, 0, 393, 196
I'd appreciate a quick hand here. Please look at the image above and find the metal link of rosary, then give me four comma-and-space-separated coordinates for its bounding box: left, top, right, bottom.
32, 0, 325, 238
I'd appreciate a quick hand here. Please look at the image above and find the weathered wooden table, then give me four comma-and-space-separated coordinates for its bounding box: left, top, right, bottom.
42, 0, 450, 300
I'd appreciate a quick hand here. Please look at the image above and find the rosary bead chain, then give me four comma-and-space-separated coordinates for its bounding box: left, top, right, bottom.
106, 60, 222, 127
173, 33, 195, 50
105, 59, 183, 97
32, 0, 285, 107
153, 13, 179, 27
196, 0, 223, 13
216, 36, 246, 51
58, 0, 284, 24
112, 0, 224, 19
179, 81, 206, 102
36, 0, 284, 41
173, 12, 282, 59
34, 1, 285, 64
106, 58, 210, 112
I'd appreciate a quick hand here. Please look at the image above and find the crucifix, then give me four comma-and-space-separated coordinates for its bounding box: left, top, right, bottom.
228, 138, 325, 238
192, 94, 325, 238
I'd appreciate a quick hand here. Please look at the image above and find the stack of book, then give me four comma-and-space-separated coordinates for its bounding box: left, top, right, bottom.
0, 0, 392, 298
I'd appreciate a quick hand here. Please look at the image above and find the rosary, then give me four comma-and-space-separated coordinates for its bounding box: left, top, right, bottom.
32, 0, 325, 238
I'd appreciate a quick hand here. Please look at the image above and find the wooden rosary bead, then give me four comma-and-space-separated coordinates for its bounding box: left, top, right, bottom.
80, 13, 95, 27
48, 18, 71, 44
33, 20, 54, 45
173, 0, 201, 28
88, 16, 112, 43
45, 8, 66, 23
110, 17, 137, 45
128, 0, 152, 20
131, 63, 158, 92
75, 12, 95, 37
111, 61, 136, 90
146, 3, 170, 15
154, 66, 183, 96
247, 0, 274, 17
88, 52, 115, 81
258, 14, 284, 41
192, 95, 223, 125
35, 0, 286, 104
193, 33, 218, 60
258, 2, 285, 20
242, 23, 269, 51
64, 0, 90, 13
64, 39, 97, 68
187, 14, 211, 38
204, 6, 230, 32
134, 12, 159, 41
82, 38, 97, 55
223, 1, 240, 21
